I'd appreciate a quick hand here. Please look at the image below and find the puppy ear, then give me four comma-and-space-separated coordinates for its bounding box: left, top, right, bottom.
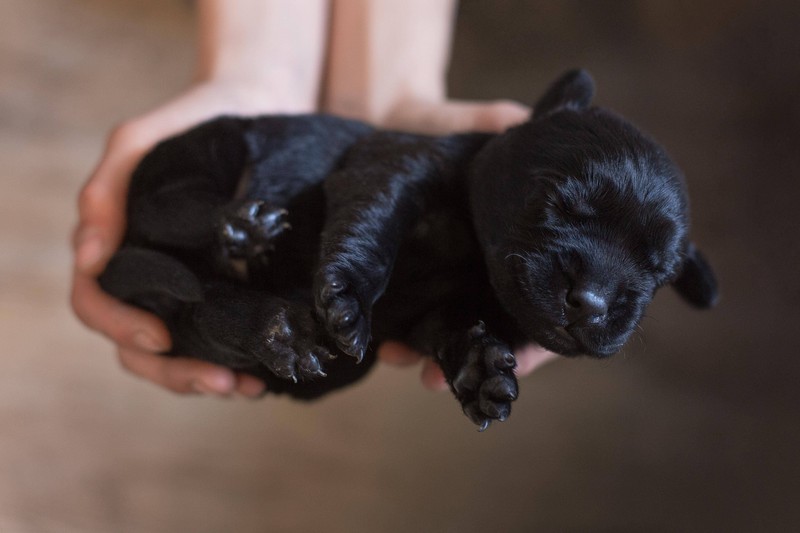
533, 69, 595, 119
671, 242, 719, 308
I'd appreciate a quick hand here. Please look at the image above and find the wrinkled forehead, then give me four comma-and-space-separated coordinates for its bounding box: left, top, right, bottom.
553, 157, 687, 219
525, 109, 688, 213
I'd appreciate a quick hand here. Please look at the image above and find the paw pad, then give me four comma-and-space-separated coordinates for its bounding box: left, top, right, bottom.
255, 307, 335, 383
218, 201, 291, 260
452, 326, 518, 431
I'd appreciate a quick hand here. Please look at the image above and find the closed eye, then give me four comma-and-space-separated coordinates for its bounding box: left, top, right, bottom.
547, 193, 595, 220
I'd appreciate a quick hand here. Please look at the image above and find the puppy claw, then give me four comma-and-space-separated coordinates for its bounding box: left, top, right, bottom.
497, 352, 516, 370
298, 352, 322, 375
239, 201, 263, 218
339, 341, 365, 364
314, 345, 336, 362
485, 345, 517, 372
479, 395, 510, 420
463, 402, 486, 425
354, 346, 365, 364
482, 375, 518, 401
271, 364, 297, 383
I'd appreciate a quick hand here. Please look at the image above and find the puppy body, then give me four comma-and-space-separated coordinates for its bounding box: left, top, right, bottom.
100, 70, 717, 428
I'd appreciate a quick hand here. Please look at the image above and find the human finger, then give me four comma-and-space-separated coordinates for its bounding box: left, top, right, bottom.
377, 340, 424, 366
513, 344, 558, 376
74, 125, 151, 275
71, 270, 171, 352
420, 358, 448, 391
117, 347, 236, 395
235, 373, 267, 398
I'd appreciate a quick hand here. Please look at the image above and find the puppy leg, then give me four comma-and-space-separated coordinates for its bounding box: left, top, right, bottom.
314, 132, 490, 361
126, 117, 252, 254
438, 322, 518, 431
407, 292, 519, 430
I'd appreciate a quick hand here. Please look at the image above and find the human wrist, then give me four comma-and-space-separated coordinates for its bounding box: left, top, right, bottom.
322, 0, 454, 125
192, 71, 317, 115
194, 0, 326, 114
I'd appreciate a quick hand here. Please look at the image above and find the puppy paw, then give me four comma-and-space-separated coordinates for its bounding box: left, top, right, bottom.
452, 322, 518, 431
256, 307, 336, 383
313, 266, 372, 363
218, 200, 291, 259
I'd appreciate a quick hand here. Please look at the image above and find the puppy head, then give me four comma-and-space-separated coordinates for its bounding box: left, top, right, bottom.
469, 69, 718, 357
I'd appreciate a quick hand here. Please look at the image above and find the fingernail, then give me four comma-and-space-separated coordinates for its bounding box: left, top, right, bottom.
191, 381, 217, 394
76, 234, 105, 271
200, 372, 235, 394
133, 331, 168, 353
238, 379, 267, 399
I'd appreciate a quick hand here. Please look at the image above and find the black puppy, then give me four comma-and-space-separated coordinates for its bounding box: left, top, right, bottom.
100, 70, 717, 430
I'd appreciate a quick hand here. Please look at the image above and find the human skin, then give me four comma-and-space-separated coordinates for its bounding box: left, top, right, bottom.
71, 0, 555, 398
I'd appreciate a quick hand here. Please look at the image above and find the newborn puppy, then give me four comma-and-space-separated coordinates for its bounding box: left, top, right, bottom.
100, 70, 717, 430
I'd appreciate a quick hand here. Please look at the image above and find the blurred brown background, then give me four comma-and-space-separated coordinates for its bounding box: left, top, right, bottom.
1, 1, 798, 531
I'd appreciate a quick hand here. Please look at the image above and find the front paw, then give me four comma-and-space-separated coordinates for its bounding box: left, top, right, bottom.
451, 323, 518, 431
313, 265, 372, 363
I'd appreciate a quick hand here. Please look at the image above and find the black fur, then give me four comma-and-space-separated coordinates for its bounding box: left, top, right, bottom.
100, 70, 717, 429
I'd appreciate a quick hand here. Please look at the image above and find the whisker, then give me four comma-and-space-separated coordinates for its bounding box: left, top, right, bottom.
504, 252, 527, 263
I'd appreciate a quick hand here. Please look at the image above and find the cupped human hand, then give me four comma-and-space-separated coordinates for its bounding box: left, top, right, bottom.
376, 98, 558, 390
73, 85, 554, 396
71, 80, 310, 398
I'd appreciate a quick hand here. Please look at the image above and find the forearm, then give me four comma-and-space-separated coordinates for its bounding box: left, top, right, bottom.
195, 0, 329, 112
322, 0, 456, 123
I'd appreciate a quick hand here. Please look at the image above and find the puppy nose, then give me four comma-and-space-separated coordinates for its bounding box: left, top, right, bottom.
565, 288, 609, 324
